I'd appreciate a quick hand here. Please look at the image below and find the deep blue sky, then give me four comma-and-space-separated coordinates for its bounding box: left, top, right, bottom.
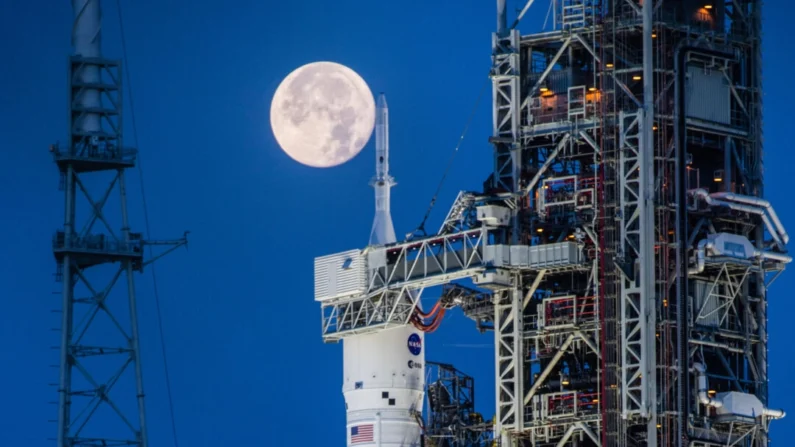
1, 1, 793, 445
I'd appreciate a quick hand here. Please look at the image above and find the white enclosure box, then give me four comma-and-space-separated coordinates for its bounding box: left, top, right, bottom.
715, 392, 766, 418
476, 205, 511, 227
473, 269, 513, 290
314, 249, 367, 302
707, 233, 755, 260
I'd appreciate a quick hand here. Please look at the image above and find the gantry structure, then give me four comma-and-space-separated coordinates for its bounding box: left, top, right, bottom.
313, 0, 789, 446
51, 1, 186, 445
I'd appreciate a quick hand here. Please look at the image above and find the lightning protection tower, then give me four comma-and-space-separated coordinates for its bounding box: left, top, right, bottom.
51, 1, 186, 445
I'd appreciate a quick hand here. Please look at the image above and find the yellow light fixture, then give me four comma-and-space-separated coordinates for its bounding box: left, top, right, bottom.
704, 4, 713, 9
592, 398, 599, 403
536, 228, 544, 233
562, 380, 570, 385
606, 63, 614, 68
540, 86, 549, 92
633, 75, 642, 81
653, 125, 658, 131
588, 86, 597, 92
708, 390, 717, 395
652, 33, 657, 38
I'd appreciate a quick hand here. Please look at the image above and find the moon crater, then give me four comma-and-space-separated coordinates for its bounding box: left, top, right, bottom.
270, 62, 375, 168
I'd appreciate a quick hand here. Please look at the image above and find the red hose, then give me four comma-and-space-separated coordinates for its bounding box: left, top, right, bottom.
411, 307, 446, 333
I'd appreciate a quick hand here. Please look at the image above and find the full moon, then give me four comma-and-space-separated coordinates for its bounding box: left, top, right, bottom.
270, 61, 376, 168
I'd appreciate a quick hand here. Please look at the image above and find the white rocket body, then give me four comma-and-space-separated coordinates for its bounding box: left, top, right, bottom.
342, 94, 426, 446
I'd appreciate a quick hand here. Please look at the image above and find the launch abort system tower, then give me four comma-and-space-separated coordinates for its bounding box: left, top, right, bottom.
313, 0, 790, 446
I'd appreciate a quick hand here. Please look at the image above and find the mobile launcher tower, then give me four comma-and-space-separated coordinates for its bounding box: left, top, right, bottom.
313, 0, 790, 446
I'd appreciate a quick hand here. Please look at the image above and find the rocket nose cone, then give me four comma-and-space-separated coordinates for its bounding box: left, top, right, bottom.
377, 93, 388, 109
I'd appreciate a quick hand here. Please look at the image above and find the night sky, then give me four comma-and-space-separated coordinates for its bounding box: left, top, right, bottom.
1, 1, 794, 445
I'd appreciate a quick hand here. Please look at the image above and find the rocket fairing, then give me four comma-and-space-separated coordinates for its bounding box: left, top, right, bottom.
343, 93, 426, 446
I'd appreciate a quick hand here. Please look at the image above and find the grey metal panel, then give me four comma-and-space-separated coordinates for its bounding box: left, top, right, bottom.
314, 249, 367, 301
484, 245, 510, 267
488, 242, 580, 268
367, 248, 387, 270
686, 65, 730, 125
693, 280, 719, 327
510, 245, 529, 266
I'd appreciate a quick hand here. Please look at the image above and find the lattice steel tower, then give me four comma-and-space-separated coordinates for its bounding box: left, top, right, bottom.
312, 1, 789, 446
51, 1, 185, 445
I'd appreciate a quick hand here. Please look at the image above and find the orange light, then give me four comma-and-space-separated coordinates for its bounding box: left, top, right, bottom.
652, 33, 657, 38
653, 125, 658, 131
592, 398, 599, 403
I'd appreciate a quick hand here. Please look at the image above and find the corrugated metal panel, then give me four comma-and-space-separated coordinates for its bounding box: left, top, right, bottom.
486, 242, 581, 268
314, 249, 367, 302
686, 65, 731, 125
528, 70, 570, 94
693, 280, 720, 327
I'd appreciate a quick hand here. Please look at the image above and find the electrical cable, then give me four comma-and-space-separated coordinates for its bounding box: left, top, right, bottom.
115, 2, 180, 446
410, 78, 489, 238
411, 13, 531, 240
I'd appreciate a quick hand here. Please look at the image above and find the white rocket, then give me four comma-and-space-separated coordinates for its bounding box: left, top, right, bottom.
342, 94, 426, 446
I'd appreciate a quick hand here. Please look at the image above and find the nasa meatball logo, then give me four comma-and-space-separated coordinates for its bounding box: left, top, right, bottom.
407, 333, 422, 356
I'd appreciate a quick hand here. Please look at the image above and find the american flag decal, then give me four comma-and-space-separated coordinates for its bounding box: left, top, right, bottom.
350, 424, 374, 444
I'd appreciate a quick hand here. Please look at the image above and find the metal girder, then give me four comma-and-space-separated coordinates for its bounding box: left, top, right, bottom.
367, 228, 487, 291
490, 28, 521, 194
438, 191, 479, 235
522, 134, 570, 196
321, 288, 421, 341
494, 285, 524, 442
617, 109, 656, 422
318, 228, 487, 340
